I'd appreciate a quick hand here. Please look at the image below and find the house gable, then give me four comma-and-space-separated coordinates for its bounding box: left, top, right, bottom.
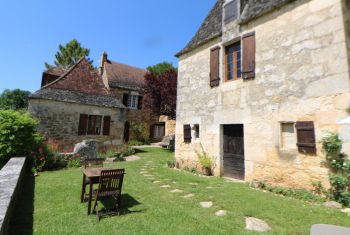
43, 58, 108, 96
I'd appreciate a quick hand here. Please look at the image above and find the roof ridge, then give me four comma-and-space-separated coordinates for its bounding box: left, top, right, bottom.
41, 56, 86, 89
108, 60, 147, 72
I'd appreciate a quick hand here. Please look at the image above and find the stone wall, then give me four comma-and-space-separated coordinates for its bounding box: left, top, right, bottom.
29, 99, 125, 152
0, 158, 26, 235
176, 0, 350, 189
159, 115, 176, 136
109, 87, 161, 141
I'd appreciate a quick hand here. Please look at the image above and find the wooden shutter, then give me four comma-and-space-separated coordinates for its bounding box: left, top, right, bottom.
123, 121, 130, 142
183, 125, 192, 143
295, 121, 316, 154
122, 93, 128, 106
103, 116, 111, 136
138, 96, 143, 110
149, 124, 155, 140
210, 47, 220, 87
242, 32, 255, 79
78, 114, 88, 136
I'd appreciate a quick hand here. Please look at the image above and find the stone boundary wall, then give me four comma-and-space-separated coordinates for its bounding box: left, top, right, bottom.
0, 158, 26, 235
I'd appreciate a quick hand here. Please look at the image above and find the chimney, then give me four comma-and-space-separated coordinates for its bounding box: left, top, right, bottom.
99, 51, 108, 76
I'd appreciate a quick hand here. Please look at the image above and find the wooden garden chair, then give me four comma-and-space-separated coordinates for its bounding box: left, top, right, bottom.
81, 158, 105, 202
92, 169, 125, 221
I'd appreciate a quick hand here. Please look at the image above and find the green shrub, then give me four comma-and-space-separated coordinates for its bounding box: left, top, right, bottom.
167, 160, 175, 168
196, 144, 214, 176
321, 131, 350, 207
66, 155, 82, 168
0, 110, 42, 167
128, 139, 150, 146
252, 180, 325, 203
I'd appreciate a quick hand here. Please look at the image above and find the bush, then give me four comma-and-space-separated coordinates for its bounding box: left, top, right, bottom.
252, 180, 325, 203
98, 145, 135, 161
196, 144, 214, 176
128, 139, 150, 146
321, 132, 350, 206
0, 110, 42, 168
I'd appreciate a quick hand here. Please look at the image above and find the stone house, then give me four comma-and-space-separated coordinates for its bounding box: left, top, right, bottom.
175, 0, 350, 189
29, 58, 126, 151
98, 52, 174, 142
29, 54, 176, 151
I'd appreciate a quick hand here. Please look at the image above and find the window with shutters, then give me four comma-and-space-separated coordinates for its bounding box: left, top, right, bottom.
78, 114, 110, 136
225, 41, 241, 81
183, 124, 192, 143
242, 32, 256, 79
224, 0, 238, 23
123, 94, 142, 109
280, 122, 296, 150
295, 121, 316, 154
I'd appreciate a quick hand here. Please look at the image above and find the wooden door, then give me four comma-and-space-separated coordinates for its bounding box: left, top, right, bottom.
223, 125, 245, 180
123, 121, 130, 142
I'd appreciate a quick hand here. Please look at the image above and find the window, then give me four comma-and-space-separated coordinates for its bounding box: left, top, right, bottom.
281, 123, 296, 149
127, 95, 138, 109
224, 0, 238, 23
123, 94, 143, 110
78, 114, 111, 136
183, 125, 192, 143
225, 41, 241, 81
194, 124, 200, 138
153, 124, 165, 139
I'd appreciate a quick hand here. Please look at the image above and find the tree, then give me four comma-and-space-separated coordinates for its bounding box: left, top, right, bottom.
0, 89, 31, 110
147, 62, 176, 77
45, 39, 93, 69
144, 62, 177, 119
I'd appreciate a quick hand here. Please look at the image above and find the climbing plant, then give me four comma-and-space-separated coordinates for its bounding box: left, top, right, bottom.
321, 132, 350, 206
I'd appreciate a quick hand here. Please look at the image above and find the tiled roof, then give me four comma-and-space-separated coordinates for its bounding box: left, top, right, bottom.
239, 0, 296, 24
43, 67, 66, 76
176, 0, 223, 57
105, 60, 147, 90
30, 88, 124, 108
176, 0, 296, 57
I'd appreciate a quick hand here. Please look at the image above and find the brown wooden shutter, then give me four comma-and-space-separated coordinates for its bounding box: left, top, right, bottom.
103, 116, 111, 136
78, 114, 88, 136
183, 125, 192, 143
123, 121, 130, 142
210, 47, 220, 87
122, 93, 128, 106
242, 32, 255, 79
138, 96, 143, 110
149, 124, 155, 140
295, 121, 316, 154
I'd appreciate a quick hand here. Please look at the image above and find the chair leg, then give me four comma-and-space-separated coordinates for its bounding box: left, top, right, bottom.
92, 193, 98, 214
81, 175, 86, 203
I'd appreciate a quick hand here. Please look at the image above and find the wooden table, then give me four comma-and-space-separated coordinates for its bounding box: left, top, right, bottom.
81, 168, 113, 215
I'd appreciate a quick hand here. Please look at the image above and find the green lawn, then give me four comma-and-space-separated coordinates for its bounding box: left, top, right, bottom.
10, 147, 350, 235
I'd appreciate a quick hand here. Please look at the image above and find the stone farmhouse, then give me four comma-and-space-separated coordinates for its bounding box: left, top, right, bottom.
29, 53, 174, 151
175, 0, 350, 189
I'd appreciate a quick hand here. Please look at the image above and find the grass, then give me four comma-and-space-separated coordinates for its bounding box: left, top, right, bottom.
9, 147, 350, 235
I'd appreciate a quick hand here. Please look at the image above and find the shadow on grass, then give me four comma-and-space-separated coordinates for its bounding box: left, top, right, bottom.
96, 194, 143, 220
8, 173, 35, 235
133, 148, 147, 154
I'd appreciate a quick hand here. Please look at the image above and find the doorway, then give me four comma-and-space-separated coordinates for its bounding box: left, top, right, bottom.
223, 124, 245, 180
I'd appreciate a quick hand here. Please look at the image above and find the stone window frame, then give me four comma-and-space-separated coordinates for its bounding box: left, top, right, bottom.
279, 121, 297, 150
194, 124, 200, 139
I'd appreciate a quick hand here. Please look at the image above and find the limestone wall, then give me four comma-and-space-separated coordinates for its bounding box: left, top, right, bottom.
176, 0, 350, 189
29, 99, 125, 152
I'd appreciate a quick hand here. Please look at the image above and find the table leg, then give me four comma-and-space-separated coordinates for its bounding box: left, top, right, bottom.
88, 182, 93, 215
81, 174, 86, 203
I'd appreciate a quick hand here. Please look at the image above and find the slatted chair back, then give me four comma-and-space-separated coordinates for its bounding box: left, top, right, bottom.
83, 158, 104, 169
98, 169, 125, 196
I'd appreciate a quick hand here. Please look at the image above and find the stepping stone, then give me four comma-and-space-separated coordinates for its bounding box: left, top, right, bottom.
153, 181, 161, 184
148, 177, 155, 180
170, 189, 183, 193
206, 186, 214, 189
324, 201, 342, 209
184, 194, 195, 198
124, 155, 140, 162
215, 210, 227, 217
144, 174, 154, 177
341, 208, 350, 216
189, 183, 198, 186
172, 181, 177, 184
200, 201, 213, 208
140, 171, 148, 174
245, 217, 272, 232
160, 185, 171, 188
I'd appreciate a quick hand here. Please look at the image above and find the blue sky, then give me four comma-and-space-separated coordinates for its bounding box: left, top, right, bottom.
0, 0, 216, 92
